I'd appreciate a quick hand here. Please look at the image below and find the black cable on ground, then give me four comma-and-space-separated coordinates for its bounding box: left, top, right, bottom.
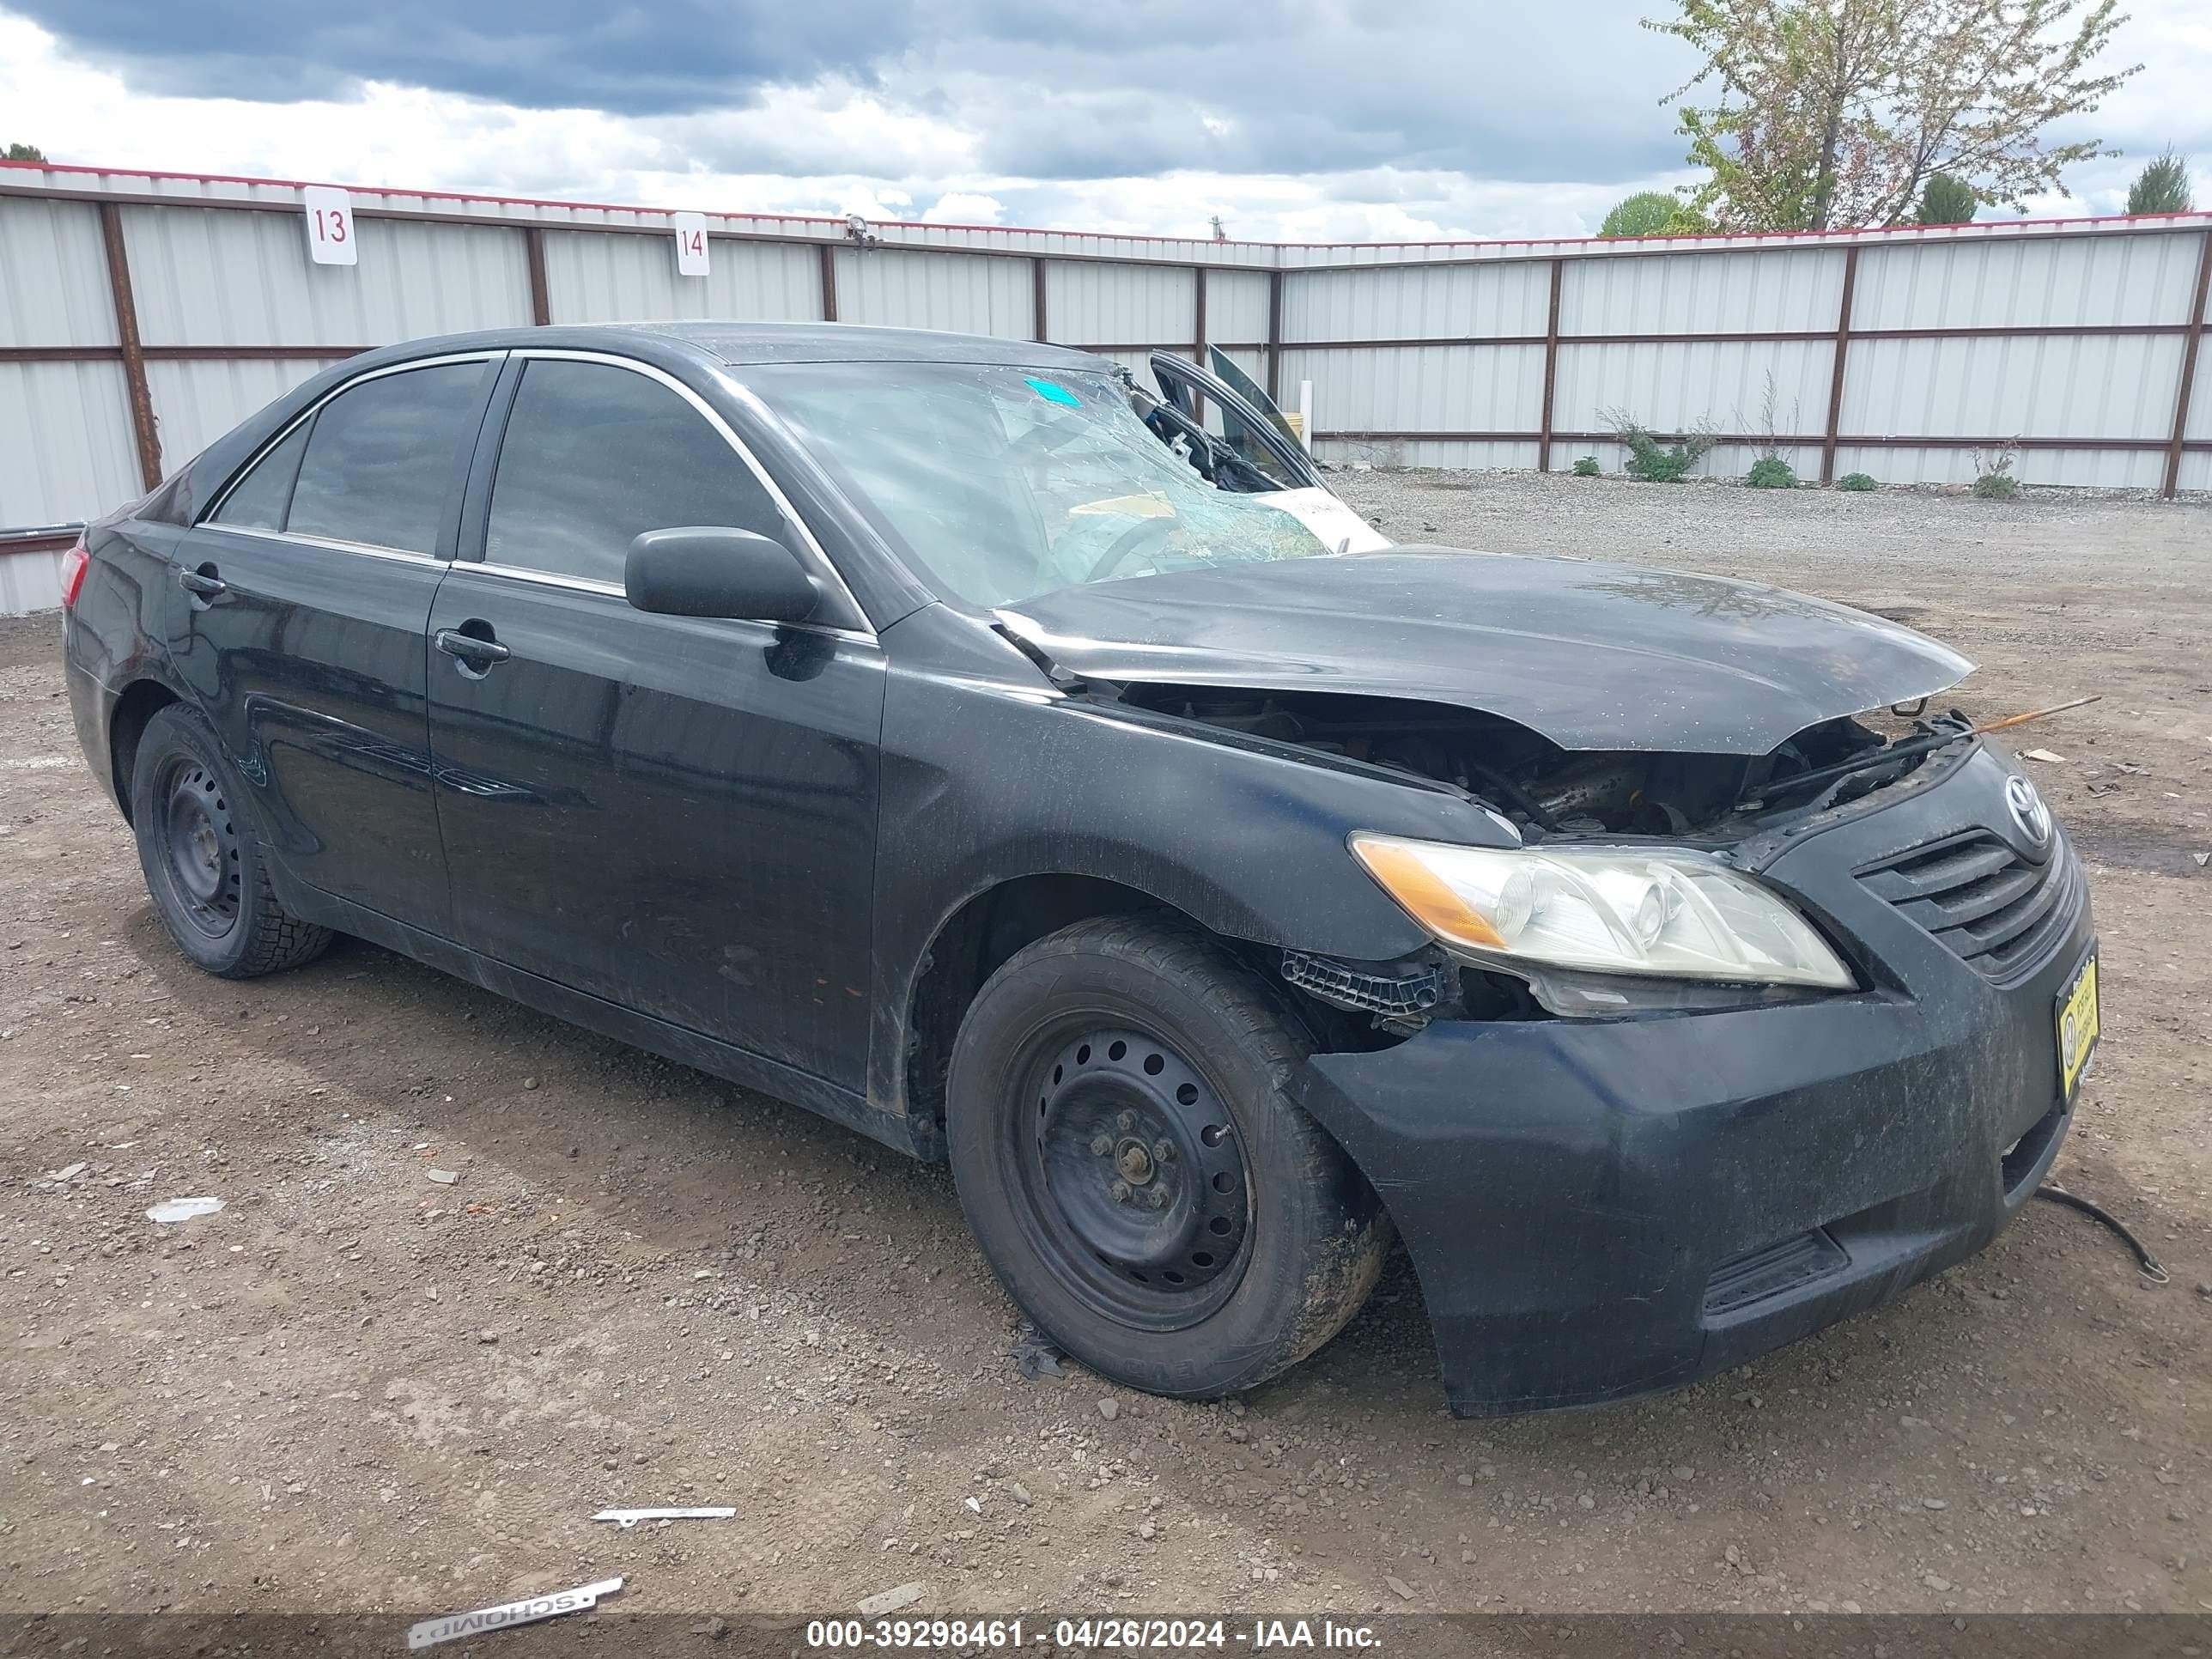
2034, 1184, 2168, 1283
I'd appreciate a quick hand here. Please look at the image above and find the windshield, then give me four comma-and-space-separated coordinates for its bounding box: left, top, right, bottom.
750, 362, 1338, 608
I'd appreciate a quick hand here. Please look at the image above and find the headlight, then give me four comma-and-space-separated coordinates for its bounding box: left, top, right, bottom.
1350, 833, 1854, 989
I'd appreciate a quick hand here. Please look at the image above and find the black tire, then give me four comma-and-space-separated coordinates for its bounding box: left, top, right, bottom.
129, 704, 332, 979
945, 915, 1391, 1399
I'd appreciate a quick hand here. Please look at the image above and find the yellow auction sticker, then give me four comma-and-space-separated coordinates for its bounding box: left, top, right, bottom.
2056, 951, 2100, 1104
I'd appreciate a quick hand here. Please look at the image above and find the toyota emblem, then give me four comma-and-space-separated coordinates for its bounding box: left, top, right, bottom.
2005, 773, 2051, 848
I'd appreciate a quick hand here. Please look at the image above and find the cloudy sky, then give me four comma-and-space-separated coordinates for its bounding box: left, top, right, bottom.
2, 2, 2208, 240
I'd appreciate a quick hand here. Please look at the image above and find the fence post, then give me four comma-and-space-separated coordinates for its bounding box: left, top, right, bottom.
1536, 258, 1564, 472
2164, 229, 2212, 500
1820, 246, 1861, 485
1033, 257, 1048, 343
97, 202, 162, 492
1192, 266, 1208, 422
819, 244, 839, 323
525, 227, 551, 325
1266, 270, 1284, 404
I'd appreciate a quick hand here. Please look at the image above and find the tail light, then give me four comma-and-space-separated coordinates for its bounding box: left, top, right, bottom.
58, 541, 89, 610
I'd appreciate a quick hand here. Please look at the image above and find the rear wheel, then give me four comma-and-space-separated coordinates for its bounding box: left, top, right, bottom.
945, 916, 1389, 1398
130, 705, 331, 978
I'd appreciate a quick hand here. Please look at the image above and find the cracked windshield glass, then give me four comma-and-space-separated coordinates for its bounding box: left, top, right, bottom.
754, 362, 1336, 606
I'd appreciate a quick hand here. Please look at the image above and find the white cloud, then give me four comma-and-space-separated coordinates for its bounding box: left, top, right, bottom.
1, 5, 2207, 240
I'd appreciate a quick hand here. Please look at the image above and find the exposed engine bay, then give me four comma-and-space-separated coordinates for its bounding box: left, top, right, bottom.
1103, 684, 1966, 842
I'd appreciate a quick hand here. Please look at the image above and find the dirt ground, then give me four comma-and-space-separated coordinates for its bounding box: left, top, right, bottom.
2, 471, 2209, 1626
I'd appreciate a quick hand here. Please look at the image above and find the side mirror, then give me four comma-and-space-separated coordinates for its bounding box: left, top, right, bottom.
625, 526, 821, 623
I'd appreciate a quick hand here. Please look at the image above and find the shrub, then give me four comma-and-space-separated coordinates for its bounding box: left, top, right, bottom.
1601, 408, 1718, 483
1571, 456, 1601, 477
1746, 456, 1796, 489
1598, 191, 1711, 239
1970, 443, 2022, 500
1916, 173, 1977, 226
1835, 471, 1878, 492
2127, 149, 2193, 216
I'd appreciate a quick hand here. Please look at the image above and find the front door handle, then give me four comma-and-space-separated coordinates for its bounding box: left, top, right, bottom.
178, 564, 228, 599
434, 627, 511, 666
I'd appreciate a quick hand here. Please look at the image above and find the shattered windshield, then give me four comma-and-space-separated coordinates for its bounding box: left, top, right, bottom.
750, 362, 1335, 608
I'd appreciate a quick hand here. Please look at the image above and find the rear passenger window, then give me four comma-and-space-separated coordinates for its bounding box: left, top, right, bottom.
287, 362, 488, 555
484, 360, 788, 586
212, 421, 310, 530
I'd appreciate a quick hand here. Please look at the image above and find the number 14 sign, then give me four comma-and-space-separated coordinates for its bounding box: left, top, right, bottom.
672, 212, 710, 277
301, 185, 356, 267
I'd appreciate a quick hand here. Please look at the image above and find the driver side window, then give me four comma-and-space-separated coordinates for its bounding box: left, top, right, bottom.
485, 360, 793, 587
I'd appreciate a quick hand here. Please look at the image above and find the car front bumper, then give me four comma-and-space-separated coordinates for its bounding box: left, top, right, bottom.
1292, 742, 2094, 1416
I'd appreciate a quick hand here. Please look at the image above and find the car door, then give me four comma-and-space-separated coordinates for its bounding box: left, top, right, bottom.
1147, 349, 1391, 554
424, 350, 885, 1089
1151, 348, 1324, 491
168, 353, 501, 931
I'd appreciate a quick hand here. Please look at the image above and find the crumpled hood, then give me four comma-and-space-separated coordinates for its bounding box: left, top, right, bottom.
1000, 549, 1973, 756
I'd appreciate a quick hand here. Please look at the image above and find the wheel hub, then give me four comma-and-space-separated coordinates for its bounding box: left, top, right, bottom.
157, 760, 240, 936
1031, 1028, 1249, 1296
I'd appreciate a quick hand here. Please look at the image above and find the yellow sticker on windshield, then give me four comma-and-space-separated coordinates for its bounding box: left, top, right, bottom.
1071, 494, 1176, 518
1026, 378, 1081, 407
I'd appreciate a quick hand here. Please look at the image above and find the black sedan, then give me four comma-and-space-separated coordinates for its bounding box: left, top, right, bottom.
58, 324, 2097, 1415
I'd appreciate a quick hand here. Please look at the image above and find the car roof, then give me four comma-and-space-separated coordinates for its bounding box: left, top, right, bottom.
374, 321, 1109, 372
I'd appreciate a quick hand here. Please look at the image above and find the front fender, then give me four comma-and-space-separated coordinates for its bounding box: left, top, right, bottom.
866, 605, 1512, 1123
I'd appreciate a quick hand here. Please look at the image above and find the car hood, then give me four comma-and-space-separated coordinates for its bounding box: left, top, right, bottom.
998, 549, 1973, 756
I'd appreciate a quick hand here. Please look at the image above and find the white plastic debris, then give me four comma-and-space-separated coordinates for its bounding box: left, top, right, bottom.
590, 1506, 734, 1528
2021, 748, 2068, 764
857, 1582, 927, 1617
408, 1577, 623, 1650
146, 1197, 224, 1224
425, 1168, 460, 1185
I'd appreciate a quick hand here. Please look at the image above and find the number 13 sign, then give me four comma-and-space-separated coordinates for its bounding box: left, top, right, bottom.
302, 185, 357, 267
672, 212, 710, 277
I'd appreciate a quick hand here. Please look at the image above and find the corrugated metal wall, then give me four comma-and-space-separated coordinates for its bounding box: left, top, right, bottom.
3, 161, 2210, 613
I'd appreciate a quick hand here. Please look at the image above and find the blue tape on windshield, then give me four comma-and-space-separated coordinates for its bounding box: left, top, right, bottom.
1025, 378, 1081, 407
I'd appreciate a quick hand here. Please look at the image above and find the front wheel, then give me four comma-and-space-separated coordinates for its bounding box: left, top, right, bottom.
945, 916, 1390, 1398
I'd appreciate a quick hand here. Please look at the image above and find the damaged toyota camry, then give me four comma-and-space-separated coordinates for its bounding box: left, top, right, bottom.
59, 324, 2098, 1415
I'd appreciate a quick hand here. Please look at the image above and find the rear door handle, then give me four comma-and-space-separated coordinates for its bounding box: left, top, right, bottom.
434, 627, 511, 665
178, 565, 228, 599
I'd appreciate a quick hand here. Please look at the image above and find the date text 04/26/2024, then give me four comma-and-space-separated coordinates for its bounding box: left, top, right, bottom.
805, 1619, 1383, 1649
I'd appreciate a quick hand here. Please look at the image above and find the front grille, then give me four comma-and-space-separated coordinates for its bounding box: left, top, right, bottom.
1857, 831, 2079, 981
1704, 1229, 1850, 1318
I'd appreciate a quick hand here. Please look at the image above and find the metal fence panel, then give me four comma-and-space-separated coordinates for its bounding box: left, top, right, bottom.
546, 230, 823, 324
832, 247, 1033, 337
1284, 262, 1550, 342
123, 207, 532, 346
0, 361, 139, 527
4, 165, 2211, 615
0, 198, 116, 347
1553, 337, 1837, 435
1046, 260, 1193, 347
145, 356, 338, 465
1841, 334, 2185, 441
1206, 271, 1272, 345
1280, 343, 1545, 434
1561, 246, 1845, 336
1834, 442, 2165, 490
1852, 231, 2205, 330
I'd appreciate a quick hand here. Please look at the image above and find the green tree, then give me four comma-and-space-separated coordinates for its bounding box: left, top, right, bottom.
1916, 172, 1978, 223
4, 143, 46, 162
2125, 149, 2193, 214
1644, 0, 2137, 231
1598, 190, 1713, 236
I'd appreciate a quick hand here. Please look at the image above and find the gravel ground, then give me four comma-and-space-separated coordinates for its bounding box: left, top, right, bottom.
3, 471, 2209, 1625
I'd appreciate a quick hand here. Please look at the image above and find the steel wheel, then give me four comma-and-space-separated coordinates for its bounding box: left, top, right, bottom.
151, 755, 242, 939
946, 916, 1392, 1401
1019, 1024, 1252, 1329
